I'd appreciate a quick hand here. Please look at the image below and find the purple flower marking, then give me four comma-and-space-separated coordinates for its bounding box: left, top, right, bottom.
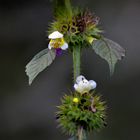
56, 48, 63, 56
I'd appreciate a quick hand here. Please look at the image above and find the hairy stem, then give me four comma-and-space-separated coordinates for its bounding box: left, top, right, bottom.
53, 0, 88, 140
65, 0, 72, 17
73, 47, 87, 140
78, 126, 83, 140
54, 0, 72, 17
73, 46, 81, 82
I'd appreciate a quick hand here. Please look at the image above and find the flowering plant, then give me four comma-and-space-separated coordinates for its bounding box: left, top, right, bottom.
25, 0, 125, 139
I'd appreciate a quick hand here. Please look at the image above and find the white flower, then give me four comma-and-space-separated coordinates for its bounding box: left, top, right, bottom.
74, 75, 97, 94
48, 31, 63, 39
48, 31, 68, 50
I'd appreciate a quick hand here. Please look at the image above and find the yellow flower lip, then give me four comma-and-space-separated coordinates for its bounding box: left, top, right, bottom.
48, 31, 68, 50
49, 38, 65, 49
73, 97, 79, 103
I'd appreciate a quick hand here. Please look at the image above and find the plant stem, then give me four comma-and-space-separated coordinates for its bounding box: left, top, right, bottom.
78, 126, 83, 140
73, 46, 81, 82
73, 47, 87, 140
54, 0, 87, 140
65, 0, 72, 17
54, 0, 72, 17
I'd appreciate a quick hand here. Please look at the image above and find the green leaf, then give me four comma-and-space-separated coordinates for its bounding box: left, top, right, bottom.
25, 48, 56, 85
92, 38, 125, 75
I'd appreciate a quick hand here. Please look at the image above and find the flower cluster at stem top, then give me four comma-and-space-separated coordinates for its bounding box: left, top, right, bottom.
49, 9, 101, 50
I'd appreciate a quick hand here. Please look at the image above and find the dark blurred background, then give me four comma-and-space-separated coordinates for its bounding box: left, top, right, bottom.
0, 0, 140, 140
